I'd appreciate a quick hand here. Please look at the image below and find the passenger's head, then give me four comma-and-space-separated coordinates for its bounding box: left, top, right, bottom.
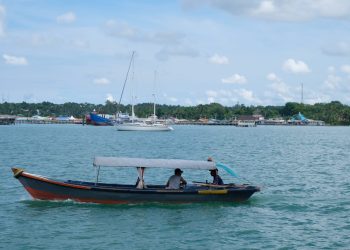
210, 169, 218, 177
175, 168, 183, 176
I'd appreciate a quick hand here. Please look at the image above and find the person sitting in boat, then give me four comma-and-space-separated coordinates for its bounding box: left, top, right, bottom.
207, 156, 223, 185
210, 168, 224, 185
166, 168, 187, 189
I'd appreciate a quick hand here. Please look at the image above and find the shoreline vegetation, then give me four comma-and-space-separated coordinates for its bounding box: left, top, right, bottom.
1, 100, 350, 125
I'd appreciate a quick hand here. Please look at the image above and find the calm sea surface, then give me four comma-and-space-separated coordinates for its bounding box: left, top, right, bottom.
1, 124, 350, 249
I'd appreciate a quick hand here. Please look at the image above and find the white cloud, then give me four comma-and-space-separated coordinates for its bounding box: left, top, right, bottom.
209, 54, 229, 64
328, 66, 336, 73
105, 19, 197, 61
234, 88, 257, 102
206, 90, 218, 97
266, 73, 340, 104
0, 5, 5, 37
340, 65, 350, 74
270, 81, 290, 95
184, 0, 350, 21
3, 54, 28, 65
105, 19, 184, 45
209, 90, 236, 105
266, 73, 279, 81
218, 89, 233, 97
305, 92, 331, 104
156, 46, 199, 61
252, 1, 276, 15
94, 78, 110, 85
283, 58, 310, 74
204, 89, 260, 105
266, 73, 294, 102
206, 90, 217, 103
322, 41, 350, 56
222, 74, 247, 84
56, 12, 76, 24
184, 98, 193, 106
163, 93, 178, 103
106, 93, 114, 102
71, 39, 89, 48
196, 99, 205, 105
105, 19, 137, 39
207, 96, 215, 103
324, 74, 341, 90
169, 97, 178, 102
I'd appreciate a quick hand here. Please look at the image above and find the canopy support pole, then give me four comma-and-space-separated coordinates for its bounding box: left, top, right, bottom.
95, 166, 101, 185
136, 167, 145, 189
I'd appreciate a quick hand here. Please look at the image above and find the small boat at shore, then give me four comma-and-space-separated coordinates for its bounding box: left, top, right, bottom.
12, 157, 259, 204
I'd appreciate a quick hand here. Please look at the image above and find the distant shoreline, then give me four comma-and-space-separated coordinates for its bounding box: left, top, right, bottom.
0, 101, 349, 125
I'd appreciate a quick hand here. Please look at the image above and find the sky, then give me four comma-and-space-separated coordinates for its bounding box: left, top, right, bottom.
1, 0, 350, 106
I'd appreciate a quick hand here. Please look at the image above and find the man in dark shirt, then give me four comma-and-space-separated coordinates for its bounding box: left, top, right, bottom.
210, 169, 224, 185
207, 157, 224, 185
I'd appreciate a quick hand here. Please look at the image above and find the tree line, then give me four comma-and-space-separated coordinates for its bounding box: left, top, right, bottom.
0, 100, 350, 125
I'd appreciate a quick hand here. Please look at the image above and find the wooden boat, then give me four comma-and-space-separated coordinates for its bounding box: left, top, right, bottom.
12, 157, 259, 204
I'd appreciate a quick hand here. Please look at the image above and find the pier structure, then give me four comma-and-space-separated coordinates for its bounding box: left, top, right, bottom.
0, 115, 16, 125
15, 117, 83, 124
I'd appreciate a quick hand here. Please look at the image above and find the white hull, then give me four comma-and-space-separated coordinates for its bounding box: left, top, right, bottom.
237, 121, 256, 127
116, 123, 173, 131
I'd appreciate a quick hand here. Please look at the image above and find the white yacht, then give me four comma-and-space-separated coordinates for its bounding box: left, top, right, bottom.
115, 60, 173, 132
116, 122, 173, 131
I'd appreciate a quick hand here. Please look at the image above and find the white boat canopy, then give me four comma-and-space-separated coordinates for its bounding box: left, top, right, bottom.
93, 157, 216, 170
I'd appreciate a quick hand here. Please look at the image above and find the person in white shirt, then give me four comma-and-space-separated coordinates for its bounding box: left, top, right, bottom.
166, 168, 187, 189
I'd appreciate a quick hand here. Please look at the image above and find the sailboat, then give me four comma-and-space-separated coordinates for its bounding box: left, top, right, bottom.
115, 54, 173, 131
116, 120, 173, 131
116, 96, 173, 131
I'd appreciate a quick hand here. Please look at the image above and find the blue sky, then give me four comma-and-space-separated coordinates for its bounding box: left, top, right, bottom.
1, 0, 350, 106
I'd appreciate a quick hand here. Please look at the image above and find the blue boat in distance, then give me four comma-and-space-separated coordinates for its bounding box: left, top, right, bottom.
86, 113, 114, 126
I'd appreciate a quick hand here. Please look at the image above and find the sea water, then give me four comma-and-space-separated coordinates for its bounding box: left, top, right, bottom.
1, 125, 349, 249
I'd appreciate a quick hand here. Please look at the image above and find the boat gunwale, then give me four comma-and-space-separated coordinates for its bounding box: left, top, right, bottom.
20, 171, 91, 190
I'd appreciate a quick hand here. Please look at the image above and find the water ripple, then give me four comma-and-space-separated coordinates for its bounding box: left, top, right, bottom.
1, 125, 350, 249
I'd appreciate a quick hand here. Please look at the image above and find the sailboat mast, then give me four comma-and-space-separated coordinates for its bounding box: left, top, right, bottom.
153, 70, 157, 124
131, 96, 135, 123
301, 82, 304, 104
117, 51, 135, 118
131, 54, 136, 123
153, 94, 156, 123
